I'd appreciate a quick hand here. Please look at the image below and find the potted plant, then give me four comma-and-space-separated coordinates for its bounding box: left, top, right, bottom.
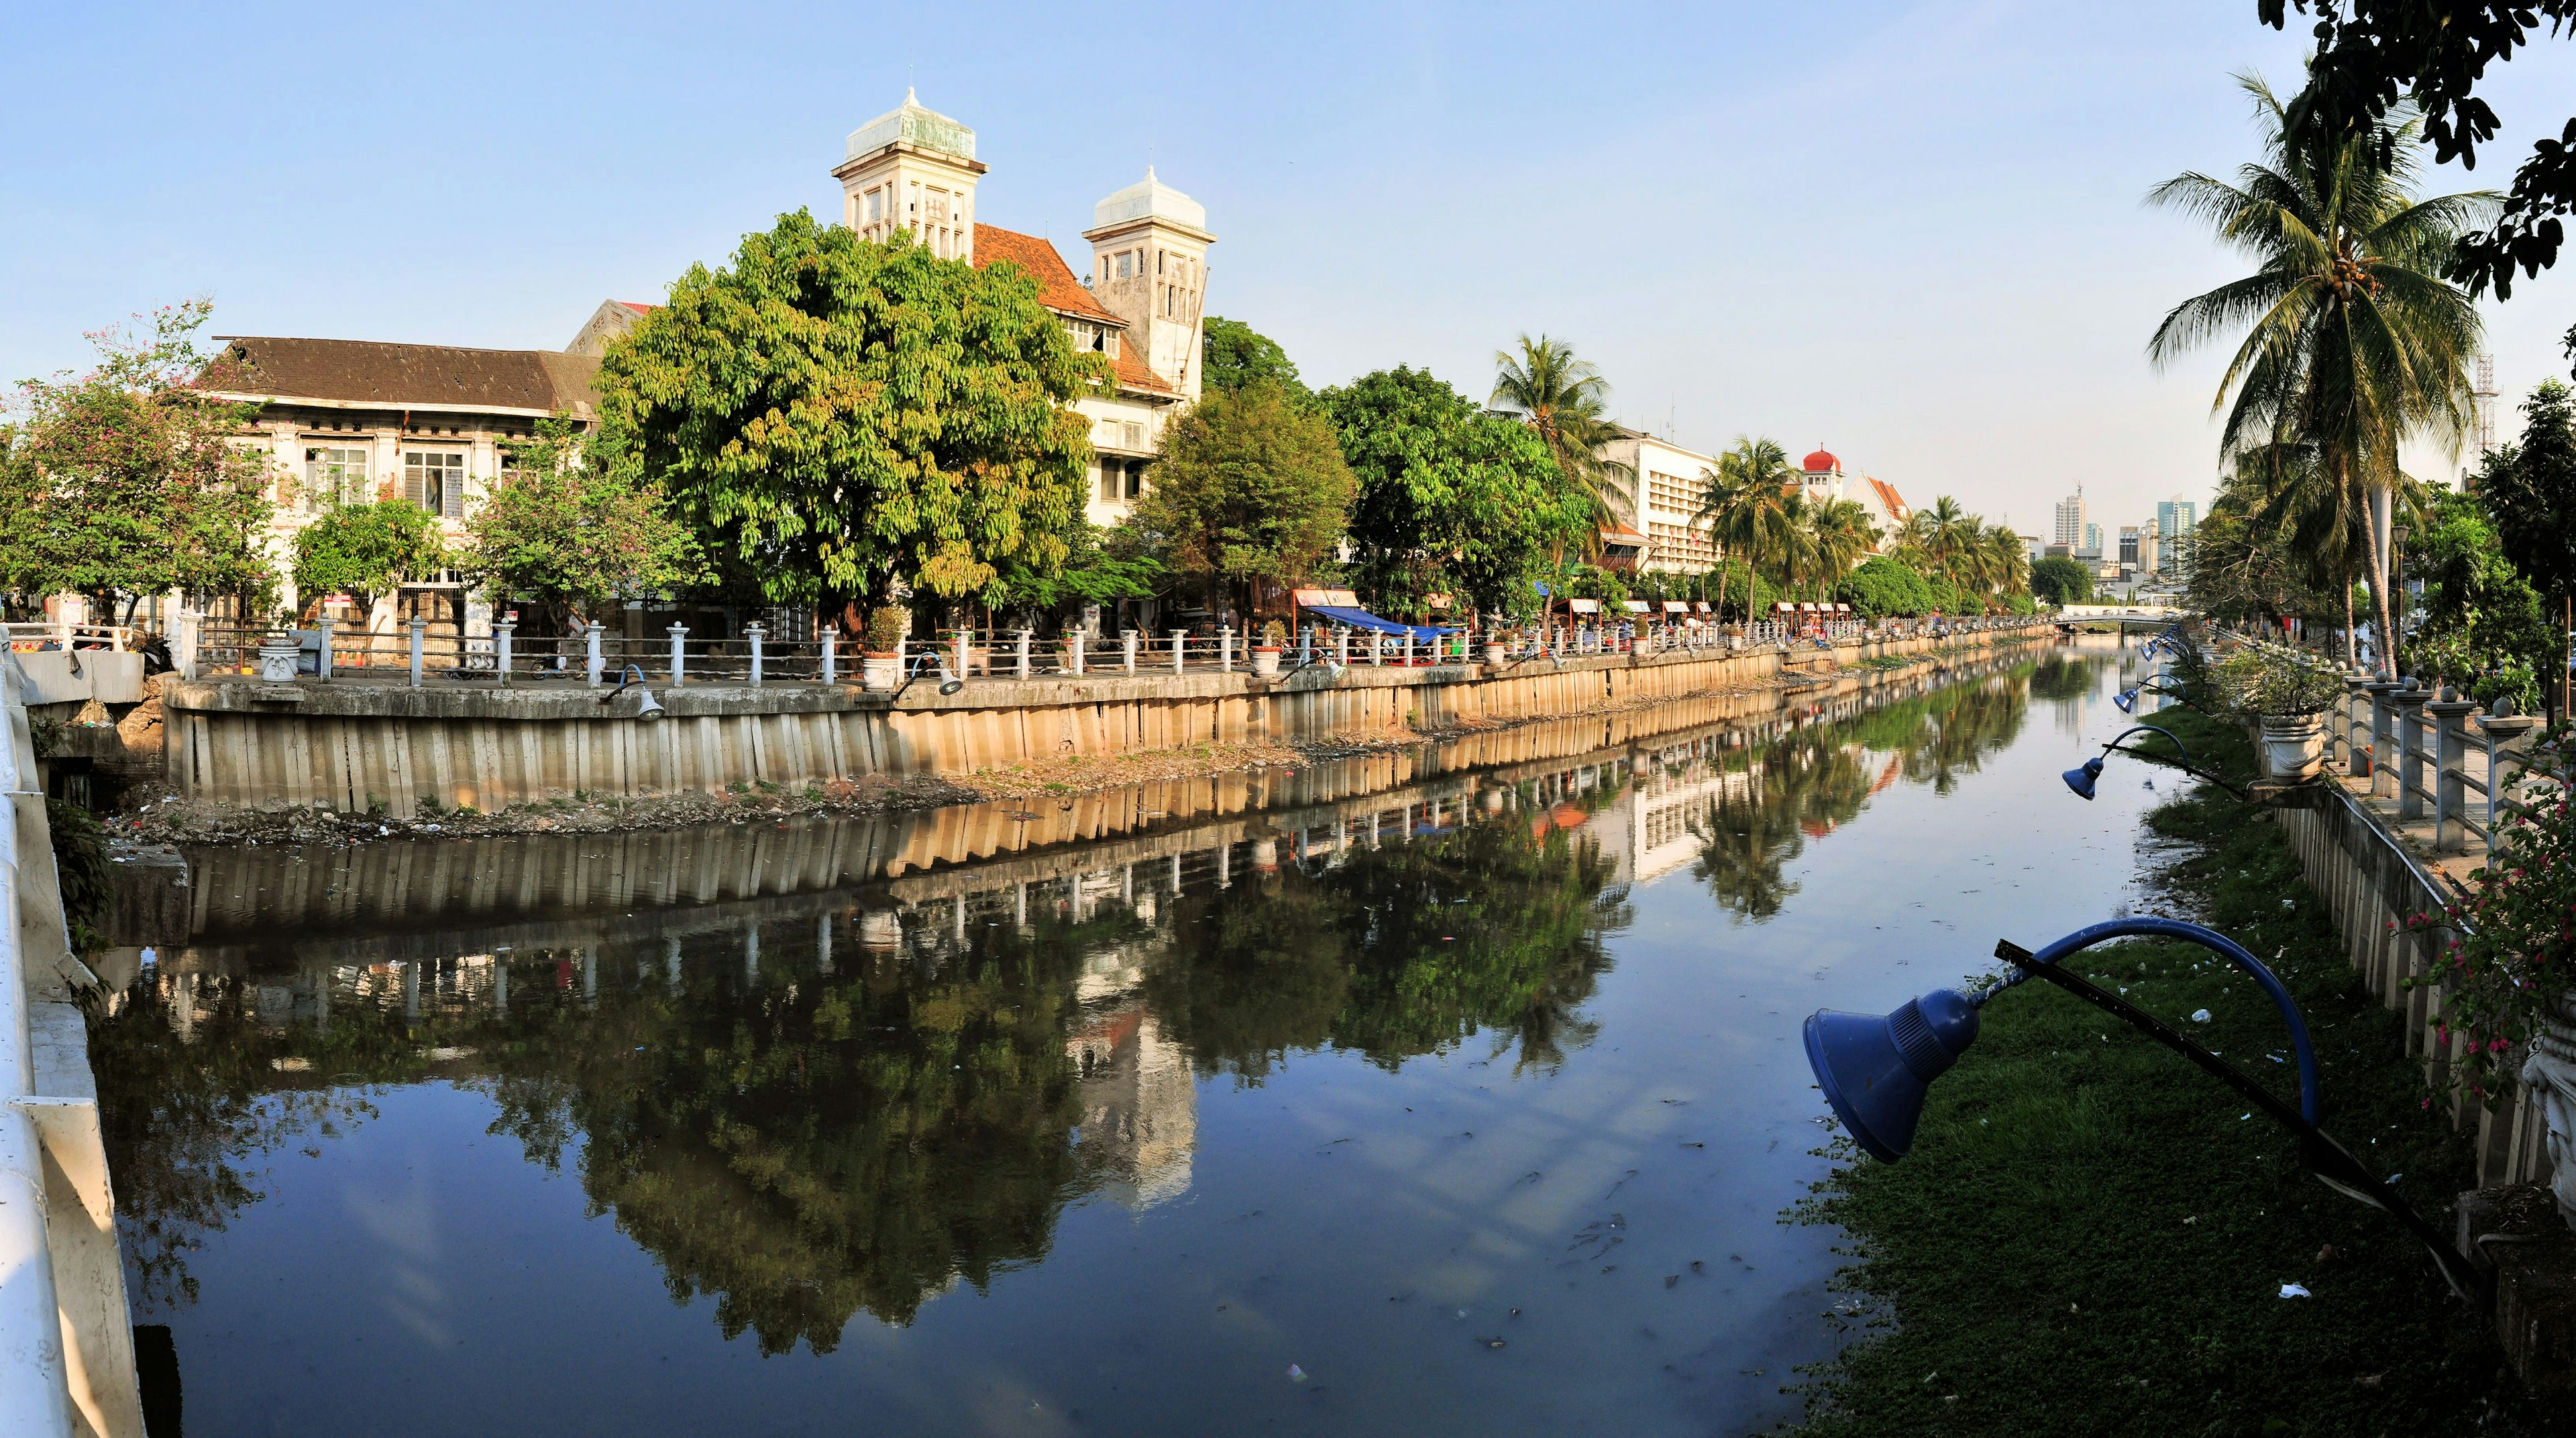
860, 605, 908, 692
1252, 619, 1287, 677
2216, 644, 2343, 780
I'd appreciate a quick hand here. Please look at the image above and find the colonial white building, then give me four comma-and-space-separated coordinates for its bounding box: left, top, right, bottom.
835, 89, 1210, 529
1796, 448, 1910, 552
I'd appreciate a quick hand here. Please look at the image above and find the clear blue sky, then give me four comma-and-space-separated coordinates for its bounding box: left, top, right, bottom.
7, 1, 2573, 535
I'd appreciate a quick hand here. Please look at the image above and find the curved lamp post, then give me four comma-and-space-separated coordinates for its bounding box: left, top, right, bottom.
595, 664, 665, 721
896, 650, 967, 698
1803, 917, 2485, 1305
2114, 676, 2201, 715
2063, 723, 2248, 801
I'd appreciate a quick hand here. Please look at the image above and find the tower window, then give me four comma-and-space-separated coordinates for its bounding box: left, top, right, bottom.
1157, 250, 1165, 275
1116, 252, 1133, 280
865, 190, 883, 222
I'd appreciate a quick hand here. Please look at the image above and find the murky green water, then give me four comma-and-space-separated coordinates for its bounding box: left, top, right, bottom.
97, 639, 2169, 1436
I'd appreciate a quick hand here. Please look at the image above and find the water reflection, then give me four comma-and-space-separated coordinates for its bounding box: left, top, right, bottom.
94, 644, 2094, 1419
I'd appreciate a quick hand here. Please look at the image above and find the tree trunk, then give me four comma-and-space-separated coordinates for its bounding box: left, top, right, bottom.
2340, 563, 2355, 667
2358, 466, 2396, 679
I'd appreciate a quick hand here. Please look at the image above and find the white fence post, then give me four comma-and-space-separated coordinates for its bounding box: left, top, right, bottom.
175, 609, 200, 682
668, 623, 688, 685
409, 617, 427, 688
821, 629, 837, 685
584, 622, 605, 687
1170, 631, 1188, 675
494, 620, 515, 686
1016, 629, 1032, 679
747, 622, 766, 686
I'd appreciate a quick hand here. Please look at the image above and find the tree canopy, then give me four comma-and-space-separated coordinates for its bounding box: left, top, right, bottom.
0, 301, 275, 617
1323, 365, 1585, 619
2267, 0, 2576, 297
1123, 379, 1353, 618
1199, 316, 1307, 400
290, 500, 445, 613
591, 211, 1102, 617
462, 415, 700, 621
2028, 554, 2094, 607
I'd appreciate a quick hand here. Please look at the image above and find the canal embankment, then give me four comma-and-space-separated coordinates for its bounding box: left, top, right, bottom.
107, 623, 2051, 843
1790, 706, 2553, 1435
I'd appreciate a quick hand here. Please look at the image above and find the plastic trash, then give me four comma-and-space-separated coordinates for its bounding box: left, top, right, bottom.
2279, 1283, 2312, 1298
2191, 1009, 2212, 1023
1286, 1364, 1307, 1382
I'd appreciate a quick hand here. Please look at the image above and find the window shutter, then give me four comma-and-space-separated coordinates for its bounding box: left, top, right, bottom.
405, 458, 425, 509
444, 466, 464, 519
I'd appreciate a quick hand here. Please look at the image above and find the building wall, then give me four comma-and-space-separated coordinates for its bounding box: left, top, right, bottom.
1598, 435, 1722, 573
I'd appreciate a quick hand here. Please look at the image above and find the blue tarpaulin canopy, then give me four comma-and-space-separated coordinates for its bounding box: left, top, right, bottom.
1304, 605, 1459, 644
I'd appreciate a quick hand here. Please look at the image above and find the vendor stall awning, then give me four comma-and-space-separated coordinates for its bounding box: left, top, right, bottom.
1303, 605, 1458, 643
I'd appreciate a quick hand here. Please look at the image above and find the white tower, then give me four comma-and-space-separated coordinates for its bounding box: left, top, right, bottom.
2469, 352, 2500, 481
1083, 168, 1215, 399
834, 89, 984, 262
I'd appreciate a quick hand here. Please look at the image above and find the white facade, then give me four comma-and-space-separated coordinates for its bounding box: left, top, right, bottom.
1597, 430, 1723, 573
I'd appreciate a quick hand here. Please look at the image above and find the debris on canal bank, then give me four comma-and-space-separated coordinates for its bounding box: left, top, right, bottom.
1788, 707, 2553, 1436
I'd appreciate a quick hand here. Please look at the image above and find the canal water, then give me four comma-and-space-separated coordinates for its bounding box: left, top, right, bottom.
97, 639, 2170, 1437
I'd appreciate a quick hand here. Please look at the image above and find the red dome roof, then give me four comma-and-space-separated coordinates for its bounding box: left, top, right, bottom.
1803, 449, 1839, 474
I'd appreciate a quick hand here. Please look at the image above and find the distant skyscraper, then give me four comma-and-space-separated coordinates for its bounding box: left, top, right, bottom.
2082, 522, 2102, 558
2118, 526, 2140, 566
2053, 491, 2088, 550
2156, 498, 2197, 576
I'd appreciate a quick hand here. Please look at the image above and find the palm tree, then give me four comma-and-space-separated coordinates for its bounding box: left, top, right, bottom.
1492, 334, 1633, 529
2147, 70, 2493, 676
1693, 437, 1798, 622
1978, 521, 2030, 612
1804, 498, 1880, 601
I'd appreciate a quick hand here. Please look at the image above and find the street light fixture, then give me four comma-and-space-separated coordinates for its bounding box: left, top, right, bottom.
2114, 676, 2201, 715
2062, 723, 2248, 800
1803, 917, 2485, 1304
596, 664, 665, 721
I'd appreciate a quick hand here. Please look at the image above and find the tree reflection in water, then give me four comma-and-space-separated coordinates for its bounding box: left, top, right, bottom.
91, 796, 1631, 1354
1687, 668, 2042, 921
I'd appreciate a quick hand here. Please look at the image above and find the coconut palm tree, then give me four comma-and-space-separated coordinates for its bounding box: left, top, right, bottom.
2147, 70, 2493, 676
1892, 495, 1978, 591
1805, 498, 1880, 601
1693, 437, 1799, 622
1491, 334, 1633, 525
1979, 521, 2031, 611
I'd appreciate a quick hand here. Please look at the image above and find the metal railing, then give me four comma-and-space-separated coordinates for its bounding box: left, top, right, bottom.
174, 612, 2055, 690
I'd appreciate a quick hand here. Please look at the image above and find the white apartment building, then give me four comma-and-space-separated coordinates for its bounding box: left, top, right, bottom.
1597, 428, 1723, 573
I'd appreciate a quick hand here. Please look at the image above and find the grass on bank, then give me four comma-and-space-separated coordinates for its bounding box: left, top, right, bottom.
1788, 706, 2548, 1437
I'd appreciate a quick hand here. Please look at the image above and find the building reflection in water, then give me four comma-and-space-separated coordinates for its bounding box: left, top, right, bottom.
90, 649, 2077, 1353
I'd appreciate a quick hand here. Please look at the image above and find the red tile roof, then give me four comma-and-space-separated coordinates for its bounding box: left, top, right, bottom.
971, 223, 1176, 397
1867, 476, 1909, 523
973, 224, 1122, 323
618, 301, 655, 314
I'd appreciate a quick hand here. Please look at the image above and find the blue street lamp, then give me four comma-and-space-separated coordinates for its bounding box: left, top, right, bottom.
2114, 676, 2199, 715
2063, 724, 2247, 800
1802, 917, 2485, 1304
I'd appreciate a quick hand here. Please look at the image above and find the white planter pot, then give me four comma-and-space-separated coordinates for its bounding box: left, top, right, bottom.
1251, 648, 1281, 677
1483, 644, 1506, 666
256, 641, 300, 683
860, 654, 902, 693
2259, 713, 2324, 781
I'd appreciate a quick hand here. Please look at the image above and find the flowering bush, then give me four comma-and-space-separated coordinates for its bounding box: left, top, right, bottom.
2409, 718, 2576, 1103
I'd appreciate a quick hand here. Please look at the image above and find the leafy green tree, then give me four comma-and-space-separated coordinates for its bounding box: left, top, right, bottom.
1124, 379, 1353, 619
2412, 486, 2556, 711
1836, 555, 1937, 617
1199, 316, 1307, 401
1323, 365, 1585, 619
2149, 70, 2492, 676
2029, 554, 2093, 607
461, 415, 700, 630
289, 499, 445, 625
592, 211, 1101, 623
0, 301, 276, 621
2476, 379, 2576, 714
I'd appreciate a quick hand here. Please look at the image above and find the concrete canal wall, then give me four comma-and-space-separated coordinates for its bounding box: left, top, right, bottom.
159, 625, 2049, 817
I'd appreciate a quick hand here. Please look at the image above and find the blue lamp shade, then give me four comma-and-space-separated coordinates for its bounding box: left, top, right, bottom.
2062, 756, 2104, 800
1803, 989, 1981, 1161
2115, 688, 2137, 713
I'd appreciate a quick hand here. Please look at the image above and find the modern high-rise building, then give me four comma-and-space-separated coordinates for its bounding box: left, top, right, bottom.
2156, 498, 2197, 577
2053, 491, 2088, 550
2081, 522, 2102, 558
2118, 526, 2140, 566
